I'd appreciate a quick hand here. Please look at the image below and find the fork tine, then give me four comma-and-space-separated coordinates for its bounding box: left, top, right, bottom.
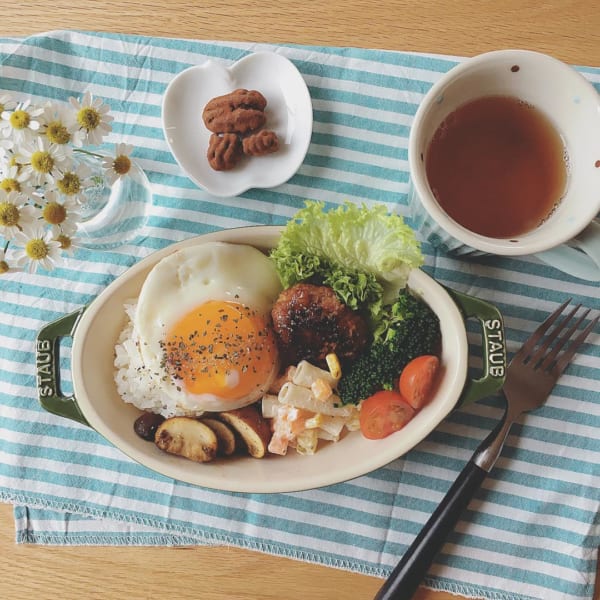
553, 314, 599, 376
527, 302, 580, 366
537, 306, 588, 370
513, 299, 571, 363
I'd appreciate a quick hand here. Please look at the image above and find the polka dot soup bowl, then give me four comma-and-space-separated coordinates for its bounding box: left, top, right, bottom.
408, 50, 600, 281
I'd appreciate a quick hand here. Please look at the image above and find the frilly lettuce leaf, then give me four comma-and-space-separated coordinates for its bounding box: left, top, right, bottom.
270, 201, 423, 334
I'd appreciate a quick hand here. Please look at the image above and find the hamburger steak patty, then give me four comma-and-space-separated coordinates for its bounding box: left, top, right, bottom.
271, 283, 369, 367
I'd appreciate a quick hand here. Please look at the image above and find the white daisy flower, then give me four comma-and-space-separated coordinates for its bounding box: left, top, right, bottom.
0, 189, 38, 240
53, 231, 80, 257
102, 143, 134, 185
39, 100, 77, 146
69, 91, 113, 147
0, 99, 44, 144
40, 190, 81, 237
0, 162, 35, 199
12, 224, 62, 273
53, 159, 93, 203
18, 136, 72, 186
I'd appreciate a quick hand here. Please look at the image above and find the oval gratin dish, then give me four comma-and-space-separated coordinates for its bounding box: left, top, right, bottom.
35, 226, 507, 493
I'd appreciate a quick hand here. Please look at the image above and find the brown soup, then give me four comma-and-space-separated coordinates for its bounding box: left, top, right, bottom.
425, 95, 567, 238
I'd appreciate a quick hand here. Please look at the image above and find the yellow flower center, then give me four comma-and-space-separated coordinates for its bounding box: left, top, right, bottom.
31, 150, 55, 174
77, 107, 101, 130
42, 201, 67, 225
25, 238, 49, 260
0, 178, 20, 193
46, 120, 71, 145
55, 233, 72, 250
113, 154, 132, 175
10, 109, 31, 130
57, 172, 81, 195
0, 259, 9, 274
0, 201, 19, 226
9, 156, 19, 168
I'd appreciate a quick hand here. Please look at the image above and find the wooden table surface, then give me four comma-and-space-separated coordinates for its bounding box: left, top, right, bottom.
2, 2, 599, 599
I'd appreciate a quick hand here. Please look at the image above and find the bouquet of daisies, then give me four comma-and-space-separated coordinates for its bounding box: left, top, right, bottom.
0, 91, 135, 274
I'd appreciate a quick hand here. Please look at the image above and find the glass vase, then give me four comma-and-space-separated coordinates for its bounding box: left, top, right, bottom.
75, 152, 152, 250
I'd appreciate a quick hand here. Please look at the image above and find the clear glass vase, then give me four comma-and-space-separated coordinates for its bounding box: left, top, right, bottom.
75, 153, 152, 250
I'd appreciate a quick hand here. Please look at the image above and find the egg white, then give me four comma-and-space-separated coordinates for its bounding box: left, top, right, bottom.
134, 242, 282, 412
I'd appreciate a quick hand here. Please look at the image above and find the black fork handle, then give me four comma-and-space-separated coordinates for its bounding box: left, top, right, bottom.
374, 460, 487, 600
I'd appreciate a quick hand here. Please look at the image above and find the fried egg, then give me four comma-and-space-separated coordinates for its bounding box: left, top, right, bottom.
135, 242, 282, 413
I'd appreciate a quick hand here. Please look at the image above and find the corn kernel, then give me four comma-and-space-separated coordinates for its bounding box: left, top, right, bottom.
325, 353, 341, 380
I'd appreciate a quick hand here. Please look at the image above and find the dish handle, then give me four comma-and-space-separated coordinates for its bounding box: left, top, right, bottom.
36, 307, 90, 426
445, 288, 507, 406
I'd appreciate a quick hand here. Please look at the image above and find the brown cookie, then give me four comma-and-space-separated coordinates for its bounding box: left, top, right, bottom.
207, 133, 243, 171
203, 89, 267, 134
242, 130, 280, 156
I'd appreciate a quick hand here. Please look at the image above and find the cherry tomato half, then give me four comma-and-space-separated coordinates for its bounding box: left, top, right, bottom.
359, 390, 415, 440
398, 355, 440, 410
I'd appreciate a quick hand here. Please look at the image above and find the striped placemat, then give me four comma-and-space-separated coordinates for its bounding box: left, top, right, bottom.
0, 30, 598, 600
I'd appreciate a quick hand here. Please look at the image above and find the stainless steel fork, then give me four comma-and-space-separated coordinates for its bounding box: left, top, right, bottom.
375, 299, 599, 600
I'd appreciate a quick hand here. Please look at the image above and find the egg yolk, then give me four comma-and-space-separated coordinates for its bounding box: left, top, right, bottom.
162, 300, 278, 400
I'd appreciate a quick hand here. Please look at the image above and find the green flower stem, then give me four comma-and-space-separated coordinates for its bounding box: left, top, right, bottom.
73, 148, 104, 159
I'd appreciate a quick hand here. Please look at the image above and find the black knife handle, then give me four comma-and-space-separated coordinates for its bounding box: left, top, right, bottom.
374, 460, 487, 600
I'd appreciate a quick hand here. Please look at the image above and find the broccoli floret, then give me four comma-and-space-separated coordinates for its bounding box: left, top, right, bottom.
337, 290, 441, 404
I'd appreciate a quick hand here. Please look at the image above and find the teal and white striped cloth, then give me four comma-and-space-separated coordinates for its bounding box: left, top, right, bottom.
1, 30, 599, 600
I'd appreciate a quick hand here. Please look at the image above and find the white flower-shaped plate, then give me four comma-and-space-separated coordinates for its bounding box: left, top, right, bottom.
162, 52, 313, 197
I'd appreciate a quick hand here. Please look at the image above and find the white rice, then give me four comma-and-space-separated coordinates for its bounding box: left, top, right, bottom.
113, 301, 195, 418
